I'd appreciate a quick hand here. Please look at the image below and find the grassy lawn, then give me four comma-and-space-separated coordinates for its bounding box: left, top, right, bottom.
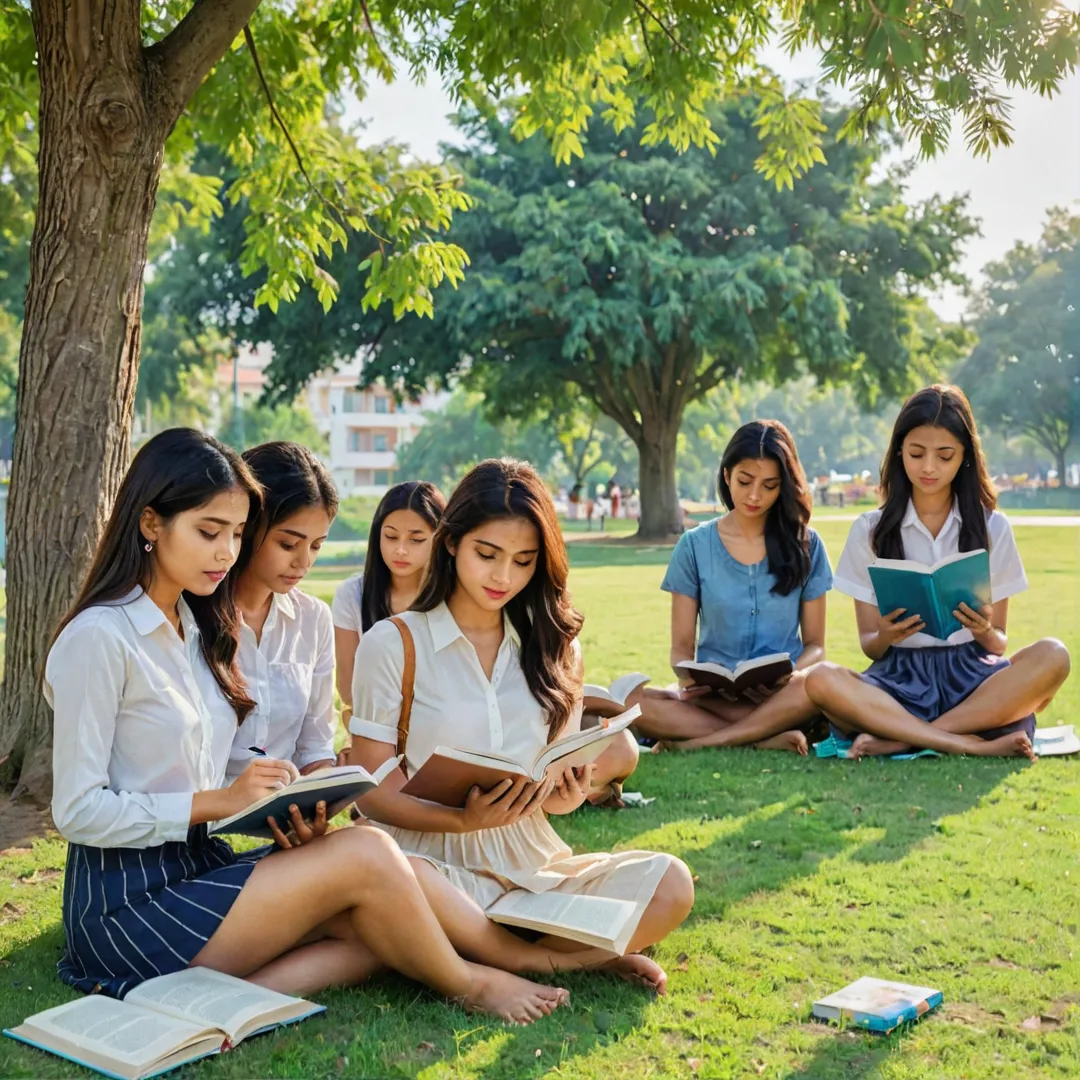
2, 521, 1078, 1079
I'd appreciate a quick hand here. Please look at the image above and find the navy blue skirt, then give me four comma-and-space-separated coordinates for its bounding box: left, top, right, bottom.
59, 826, 272, 998
859, 641, 1035, 739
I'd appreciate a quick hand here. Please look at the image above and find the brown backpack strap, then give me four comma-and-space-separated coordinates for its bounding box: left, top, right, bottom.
389, 617, 415, 775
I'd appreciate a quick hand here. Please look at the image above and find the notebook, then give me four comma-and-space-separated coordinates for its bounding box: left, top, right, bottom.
867, 549, 991, 640
812, 976, 943, 1033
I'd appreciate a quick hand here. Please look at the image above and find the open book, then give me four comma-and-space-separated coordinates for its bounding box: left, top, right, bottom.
211, 759, 400, 839
3, 968, 323, 1080
401, 705, 641, 808
868, 548, 991, 640
812, 976, 942, 1033
488, 890, 640, 954
676, 654, 793, 698
582, 672, 651, 718
1033, 724, 1080, 756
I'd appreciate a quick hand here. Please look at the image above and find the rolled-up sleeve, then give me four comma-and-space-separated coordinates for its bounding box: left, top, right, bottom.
47, 619, 192, 847
293, 600, 337, 768
660, 531, 701, 601
988, 513, 1028, 602
349, 620, 405, 745
833, 515, 878, 605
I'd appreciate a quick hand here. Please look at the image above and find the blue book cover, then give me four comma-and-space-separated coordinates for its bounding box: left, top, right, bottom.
812, 977, 943, 1033
868, 549, 991, 640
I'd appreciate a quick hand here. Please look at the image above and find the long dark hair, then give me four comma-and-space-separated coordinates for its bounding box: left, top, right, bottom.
235, 441, 339, 580
873, 384, 996, 559
361, 481, 446, 632
414, 460, 583, 739
54, 428, 262, 723
717, 420, 813, 595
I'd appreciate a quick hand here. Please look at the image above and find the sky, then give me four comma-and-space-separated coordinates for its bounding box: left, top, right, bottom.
348, 42, 1079, 322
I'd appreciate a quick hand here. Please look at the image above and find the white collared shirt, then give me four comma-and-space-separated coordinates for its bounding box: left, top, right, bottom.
330, 572, 364, 633
834, 500, 1028, 648
349, 602, 582, 776
225, 589, 336, 781
45, 588, 235, 848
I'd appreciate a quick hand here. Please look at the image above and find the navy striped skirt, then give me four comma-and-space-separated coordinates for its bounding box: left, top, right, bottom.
59, 826, 272, 998
859, 641, 1036, 739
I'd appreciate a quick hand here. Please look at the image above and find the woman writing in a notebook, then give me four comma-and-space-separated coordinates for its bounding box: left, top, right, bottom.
806, 385, 1070, 758
45, 429, 568, 1023
629, 420, 833, 752
348, 459, 694, 993
332, 481, 445, 730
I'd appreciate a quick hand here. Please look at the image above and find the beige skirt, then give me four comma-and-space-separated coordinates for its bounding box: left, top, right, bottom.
379, 813, 673, 955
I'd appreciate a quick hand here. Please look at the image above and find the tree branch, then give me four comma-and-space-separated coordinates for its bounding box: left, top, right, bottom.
148, 0, 264, 123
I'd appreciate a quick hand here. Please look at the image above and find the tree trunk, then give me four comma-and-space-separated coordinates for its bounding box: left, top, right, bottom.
1055, 447, 1068, 490
0, 0, 261, 800
635, 413, 683, 540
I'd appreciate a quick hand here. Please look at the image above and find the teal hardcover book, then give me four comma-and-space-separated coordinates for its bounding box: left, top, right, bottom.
868, 549, 991, 640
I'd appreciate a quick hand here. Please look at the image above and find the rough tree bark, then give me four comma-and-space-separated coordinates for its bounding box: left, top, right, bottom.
0, 0, 262, 800
635, 414, 684, 539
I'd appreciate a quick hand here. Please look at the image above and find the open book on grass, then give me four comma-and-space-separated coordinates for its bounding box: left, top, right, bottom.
1033, 724, 1080, 756
4, 968, 323, 1080
676, 654, 793, 698
582, 673, 651, 717
868, 548, 991, 640
401, 705, 641, 808
812, 976, 942, 1033
210, 759, 400, 839
487, 890, 641, 954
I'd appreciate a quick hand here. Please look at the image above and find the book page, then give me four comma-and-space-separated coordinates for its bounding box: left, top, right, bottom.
489, 891, 638, 950
127, 968, 302, 1042
535, 706, 639, 776
30, 996, 208, 1066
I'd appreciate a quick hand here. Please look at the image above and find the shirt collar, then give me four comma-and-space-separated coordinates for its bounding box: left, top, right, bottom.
264, 589, 297, 633
902, 497, 962, 535
427, 601, 522, 653
119, 586, 200, 641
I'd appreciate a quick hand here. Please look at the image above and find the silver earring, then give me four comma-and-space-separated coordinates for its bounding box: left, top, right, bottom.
144, 541, 154, 553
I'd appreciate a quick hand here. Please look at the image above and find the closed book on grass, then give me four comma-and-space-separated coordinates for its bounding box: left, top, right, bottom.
486, 890, 641, 953
210, 760, 400, 839
675, 654, 793, 698
4, 968, 323, 1080
582, 673, 651, 717
401, 705, 641, 808
868, 549, 991, 640
812, 977, 943, 1033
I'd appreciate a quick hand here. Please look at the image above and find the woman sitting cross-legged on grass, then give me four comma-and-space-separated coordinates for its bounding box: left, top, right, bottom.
628, 420, 833, 753
45, 429, 568, 1024
332, 481, 446, 730
805, 384, 1071, 760
348, 459, 695, 994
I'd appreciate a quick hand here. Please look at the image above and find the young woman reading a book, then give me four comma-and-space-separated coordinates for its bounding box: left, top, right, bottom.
629, 420, 833, 752
348, 459, 694, 993
223, 442, 339, 793
46, 429, 568, 1023
806, 384, 1071, 759
332, 481, 445, 726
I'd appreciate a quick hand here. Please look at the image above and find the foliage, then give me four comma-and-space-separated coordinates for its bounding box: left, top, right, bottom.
216, 400, 328, 456
957, 209, 1080, 484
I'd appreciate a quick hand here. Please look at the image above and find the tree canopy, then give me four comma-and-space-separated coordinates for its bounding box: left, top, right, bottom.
957, 209, 1080, 485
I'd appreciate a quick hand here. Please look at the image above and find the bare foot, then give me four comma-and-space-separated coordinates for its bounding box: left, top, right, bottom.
602, 953, 668, 995
846, 734, 912, 759
972, 731, 1037, 761
463, 963, 569, 1024
754, 730, 808, 755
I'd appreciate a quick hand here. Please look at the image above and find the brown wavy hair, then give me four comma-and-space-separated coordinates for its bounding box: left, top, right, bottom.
413, 459, 584, 739
53, 428, 262, 724
873, 384, 997, 560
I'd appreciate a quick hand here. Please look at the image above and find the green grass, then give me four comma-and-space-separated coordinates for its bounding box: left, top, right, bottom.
2, 524, 1078, 1079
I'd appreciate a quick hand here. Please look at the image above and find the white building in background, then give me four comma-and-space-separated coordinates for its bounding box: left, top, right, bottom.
305, 357, 449, 497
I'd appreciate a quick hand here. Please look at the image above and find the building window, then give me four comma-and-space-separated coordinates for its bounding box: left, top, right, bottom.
343, 389, 362, 413
347, 429, 372, 452
373, 433, 388, 452
354, 468, 372, 486
374, 469, 392, 486
373, 395, 390, 414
